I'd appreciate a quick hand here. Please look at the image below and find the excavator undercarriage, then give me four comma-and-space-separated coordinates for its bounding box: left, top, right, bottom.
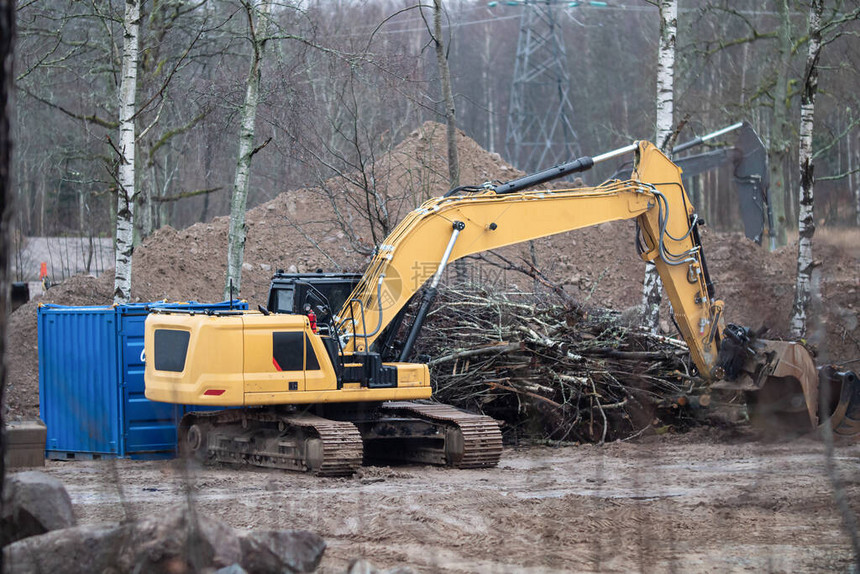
178, 402, 503, 476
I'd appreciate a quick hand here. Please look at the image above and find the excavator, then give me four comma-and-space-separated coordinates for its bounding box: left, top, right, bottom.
144, 140, 860, 476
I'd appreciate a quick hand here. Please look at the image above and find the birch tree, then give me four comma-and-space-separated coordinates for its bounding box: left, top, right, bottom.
789, 0, 823, 339
642, 0, 676, 334
114, 0, 141, 304
224, 0, 272, 300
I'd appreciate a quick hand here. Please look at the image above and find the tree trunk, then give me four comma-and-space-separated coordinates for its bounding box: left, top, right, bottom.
139, 159, 154, 239
642, 0, 676, 334
484, 27, 495, 153
113, 0, 140, 304
433, 0, 459, 189
854, 133, 860, 227
0, 2, 14, 569
224, 0, 271, 300
789, 0, 822, 339
767, 0, 793, 248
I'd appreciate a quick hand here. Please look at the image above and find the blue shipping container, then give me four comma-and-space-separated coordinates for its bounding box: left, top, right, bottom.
38, 300, 246, 460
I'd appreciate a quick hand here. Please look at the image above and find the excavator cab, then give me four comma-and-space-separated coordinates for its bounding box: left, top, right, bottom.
267, 271, 361, 316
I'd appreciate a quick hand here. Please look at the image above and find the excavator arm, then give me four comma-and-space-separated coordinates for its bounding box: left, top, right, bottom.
338, 142, 722, 374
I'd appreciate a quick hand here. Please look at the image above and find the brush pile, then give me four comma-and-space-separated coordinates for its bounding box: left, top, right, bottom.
417, 286, 709, 443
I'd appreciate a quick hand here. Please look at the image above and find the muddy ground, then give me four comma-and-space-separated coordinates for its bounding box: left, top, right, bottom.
31, 428, 860, 573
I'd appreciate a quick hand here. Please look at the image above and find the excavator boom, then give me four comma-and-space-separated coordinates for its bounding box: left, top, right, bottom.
338, 142, 722, 373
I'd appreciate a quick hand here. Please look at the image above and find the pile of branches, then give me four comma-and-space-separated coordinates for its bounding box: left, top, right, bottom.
416, 286, 708, 443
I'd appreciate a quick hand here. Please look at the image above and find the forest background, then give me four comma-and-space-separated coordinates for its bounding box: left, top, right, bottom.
10, 0, 860, 285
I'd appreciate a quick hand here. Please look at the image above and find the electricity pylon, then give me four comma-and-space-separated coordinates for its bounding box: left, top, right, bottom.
504, 1, 579, 172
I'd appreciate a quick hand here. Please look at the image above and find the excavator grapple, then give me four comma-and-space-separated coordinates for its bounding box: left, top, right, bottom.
712, 330, 860, 436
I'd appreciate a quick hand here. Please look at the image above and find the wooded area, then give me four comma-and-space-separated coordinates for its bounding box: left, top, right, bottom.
11, 0, 860, 254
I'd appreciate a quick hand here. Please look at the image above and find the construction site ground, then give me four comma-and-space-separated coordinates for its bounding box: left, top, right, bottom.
36, 428, 860, 573
6, 124, 860, 571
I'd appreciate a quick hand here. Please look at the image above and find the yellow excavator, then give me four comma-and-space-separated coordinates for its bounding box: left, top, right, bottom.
145, 140, 859, 476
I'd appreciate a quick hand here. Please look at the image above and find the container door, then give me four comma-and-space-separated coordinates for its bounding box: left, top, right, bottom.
119, 311, 181, 456
38, 306, 120, 457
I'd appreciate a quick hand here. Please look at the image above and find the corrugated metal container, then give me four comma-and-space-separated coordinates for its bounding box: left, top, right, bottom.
38, 300, 246, 459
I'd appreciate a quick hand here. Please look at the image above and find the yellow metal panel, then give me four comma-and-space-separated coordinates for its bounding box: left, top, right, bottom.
304, 333, 339, 391
144, 313, 245, 406
392, 362, 430, 388
243, 386, 432, 405
242, 313, 306, 393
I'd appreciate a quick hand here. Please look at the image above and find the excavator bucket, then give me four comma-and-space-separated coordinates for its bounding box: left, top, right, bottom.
713, 337, 860, 437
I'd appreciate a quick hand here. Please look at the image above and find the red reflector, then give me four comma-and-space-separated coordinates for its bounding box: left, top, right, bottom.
203, 389, 225, 396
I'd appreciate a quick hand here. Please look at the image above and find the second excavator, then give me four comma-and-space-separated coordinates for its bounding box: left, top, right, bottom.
144, 140, 860, 475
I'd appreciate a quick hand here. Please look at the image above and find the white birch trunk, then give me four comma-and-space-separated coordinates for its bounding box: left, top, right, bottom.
113, 0, 140, 304
642, 0, 676, 334
789, 0, 822, 339
224, 1, 271, 300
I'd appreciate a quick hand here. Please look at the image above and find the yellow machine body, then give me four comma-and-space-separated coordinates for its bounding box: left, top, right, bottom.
144, 312, 431, 406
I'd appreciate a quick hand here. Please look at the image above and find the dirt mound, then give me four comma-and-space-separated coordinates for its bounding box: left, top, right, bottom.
5, 123, 859, 420
5, 275, 114, 419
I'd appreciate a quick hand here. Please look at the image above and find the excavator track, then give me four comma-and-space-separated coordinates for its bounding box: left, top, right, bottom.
178, 409, 363, 477
370, 402, 503, 468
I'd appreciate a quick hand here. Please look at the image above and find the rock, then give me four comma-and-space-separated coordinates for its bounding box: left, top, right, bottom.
121, 506, 242, 573
346, 559, 376, 574
344, 559, 415, 574
4, 523, 124, 573
1, 471, 76, 546
3, 506, 242, 574
239, 530, 326, 573
216, 565, 249, 574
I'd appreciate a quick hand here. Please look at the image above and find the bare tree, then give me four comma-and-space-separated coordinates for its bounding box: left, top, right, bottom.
430, 0, 459, 188
225, 0, 272, 300
856, 131, 860, 226
767, 0, 794, 248
642, 0, 677, 334
114, 0, 141, 304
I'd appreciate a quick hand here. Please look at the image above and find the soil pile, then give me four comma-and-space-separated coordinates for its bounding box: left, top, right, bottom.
5, 123, 859, 421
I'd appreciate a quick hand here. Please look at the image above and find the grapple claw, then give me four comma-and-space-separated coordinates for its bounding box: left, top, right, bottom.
818, 367, 860, 437
713, 334, 860, 437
